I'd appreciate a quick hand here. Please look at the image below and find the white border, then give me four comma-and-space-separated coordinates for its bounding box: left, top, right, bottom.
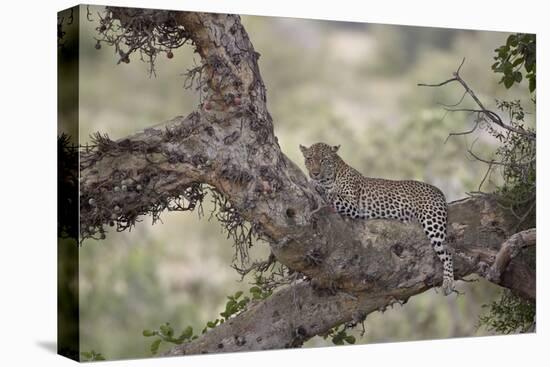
1, 1, 547, 366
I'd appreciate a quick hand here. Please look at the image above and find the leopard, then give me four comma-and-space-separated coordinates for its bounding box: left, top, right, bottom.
300, 142, 454, 295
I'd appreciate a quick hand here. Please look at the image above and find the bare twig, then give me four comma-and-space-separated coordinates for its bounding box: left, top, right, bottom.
477, 160, 494, 192
86, 5, 93, 21
467, 149, 505, 166
513, 200, 536, 232
444, 118, 480, 144
231, 253, 277, 279
418, 58, 535, 140
418, 77, 457, 88
438, 90, 468, 108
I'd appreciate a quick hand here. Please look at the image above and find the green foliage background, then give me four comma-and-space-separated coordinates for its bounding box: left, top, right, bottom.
76, 6, 534, 360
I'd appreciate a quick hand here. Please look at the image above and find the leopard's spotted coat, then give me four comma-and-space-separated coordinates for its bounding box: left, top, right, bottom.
300, 142, 454, 295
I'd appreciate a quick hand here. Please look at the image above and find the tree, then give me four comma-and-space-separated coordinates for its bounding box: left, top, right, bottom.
61, 7, 535, 356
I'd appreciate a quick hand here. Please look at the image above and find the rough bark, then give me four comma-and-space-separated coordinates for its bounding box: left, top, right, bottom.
160, 196, 535, 356
486, 228, 535, 294
79, 10, 536, 356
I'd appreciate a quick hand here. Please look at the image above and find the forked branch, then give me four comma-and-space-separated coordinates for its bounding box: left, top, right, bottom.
418, 58, 535, 140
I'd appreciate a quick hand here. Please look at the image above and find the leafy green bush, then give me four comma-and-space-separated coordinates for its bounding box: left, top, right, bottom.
142, 323, 197, 355
492, 34, 536, 93
323, 325, 356, 345
478, 34, 536, 335
81, 350, 106, 362
479, 290, 535, 334
143, 287, 270, 355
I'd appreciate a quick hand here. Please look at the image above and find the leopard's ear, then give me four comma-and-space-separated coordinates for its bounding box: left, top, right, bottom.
299, 144, 308, 155
331, 145, 340, 153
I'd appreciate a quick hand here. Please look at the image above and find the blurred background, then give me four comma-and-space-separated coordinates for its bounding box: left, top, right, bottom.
77, 6, 534, 360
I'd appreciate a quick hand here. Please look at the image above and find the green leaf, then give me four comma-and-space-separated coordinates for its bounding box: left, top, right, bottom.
513, 71, 523, 83
512, 57, 524, 67
506, 34, 518, 47
150, 339, 162, 355
503, 75, 514, 89
159, 323, 170, 335
81, 352, 92, 360
225, 299, 237, 314
142, 329, 155, 337
345, 335, 356, 344
159, 323, 174, 338
503, 61, 513, 75
525, 58, 534, 72
182, 326, 193, 339
497, 45, 509, 58
238, 298, 250, 308
234, 291, 243, 299
207, 319, 219, 328
94, 353, 106, 361
529, 76, 536, 93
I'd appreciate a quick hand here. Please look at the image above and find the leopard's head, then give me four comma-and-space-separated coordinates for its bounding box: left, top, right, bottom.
299, 143, 341, 182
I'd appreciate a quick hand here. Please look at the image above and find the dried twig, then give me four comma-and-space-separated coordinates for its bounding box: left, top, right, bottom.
418, 58, 535, 140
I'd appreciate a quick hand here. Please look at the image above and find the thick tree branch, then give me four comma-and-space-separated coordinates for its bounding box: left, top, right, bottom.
80, 11, 535, 356
486, 228, 535, 285
161, 196, 534, 356
164, 281, 403, 355
80, 113, 533, 300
